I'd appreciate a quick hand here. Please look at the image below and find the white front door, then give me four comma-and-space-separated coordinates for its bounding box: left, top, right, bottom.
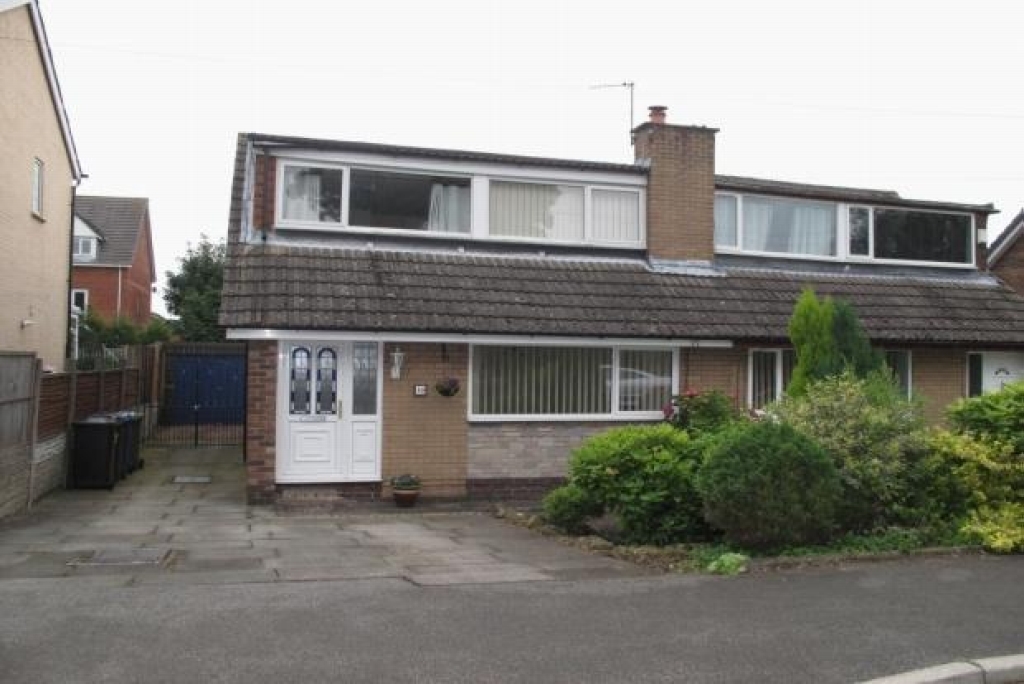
277, 341, 382, 483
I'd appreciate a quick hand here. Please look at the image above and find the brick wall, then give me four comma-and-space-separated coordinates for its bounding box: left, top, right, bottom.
681, 347, 746, 404
71, 267, 122, 322
633, 120, 717, 262
251, 153, 276, 231
382, 343, 468, 498
912, 347, 967, 424
992, 227, 1024, 296
467, 421, 621, 480
245, 340, 278, 504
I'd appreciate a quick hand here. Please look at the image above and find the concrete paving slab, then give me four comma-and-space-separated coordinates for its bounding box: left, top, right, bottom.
405, 563, 552, 586
129, 569, 279, 586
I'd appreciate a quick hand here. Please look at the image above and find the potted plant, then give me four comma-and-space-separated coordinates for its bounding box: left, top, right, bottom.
390, 474, 421, 508
435, 376, 461, 397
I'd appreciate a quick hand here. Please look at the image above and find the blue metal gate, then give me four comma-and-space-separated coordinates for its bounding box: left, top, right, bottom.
152, 343, 246, 446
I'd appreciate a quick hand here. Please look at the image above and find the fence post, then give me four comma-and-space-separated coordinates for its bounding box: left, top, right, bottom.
65, 356, 78, 488
26, 358, 42, 509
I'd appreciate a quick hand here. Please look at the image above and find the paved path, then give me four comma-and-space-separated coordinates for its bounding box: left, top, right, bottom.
0, 446, 643, 586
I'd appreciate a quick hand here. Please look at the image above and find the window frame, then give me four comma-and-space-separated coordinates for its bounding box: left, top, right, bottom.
884, 349, 913, 398
467, 344, 678, 422
714, 192, 976, 269
31, 158, 44, 218
273, 155, 645, 249
746, 348, 795, 409
70, 288, 88, 313
72, 236, 97, 260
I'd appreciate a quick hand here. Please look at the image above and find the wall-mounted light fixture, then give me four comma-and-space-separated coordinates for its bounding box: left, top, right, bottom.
20, 319, 35, 329
390, 346, 406, 380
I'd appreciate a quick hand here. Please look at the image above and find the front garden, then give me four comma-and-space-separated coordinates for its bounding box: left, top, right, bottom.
533, 291, 1024, 574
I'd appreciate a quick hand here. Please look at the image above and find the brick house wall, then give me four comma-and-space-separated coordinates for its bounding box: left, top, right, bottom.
992, 228, 1024, 296
72, 266, 121, 321
252, 154, 276, 232
245, 340, 278, 504
71, 213, 153, 326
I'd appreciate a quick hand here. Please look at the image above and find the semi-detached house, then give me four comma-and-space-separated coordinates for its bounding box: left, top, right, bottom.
220, 106, 1024, 505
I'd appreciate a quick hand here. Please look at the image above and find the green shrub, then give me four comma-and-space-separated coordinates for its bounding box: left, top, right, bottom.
770, 369, 926, 532
541, 485, 601, 535
568, 423, 707, 545
948, 382, 1024, 453
698, 421, 841, 550
903, 430, 1023, 524
665, 389, 738, 435
961, 503, 1024, 553
705, 552, 749, 575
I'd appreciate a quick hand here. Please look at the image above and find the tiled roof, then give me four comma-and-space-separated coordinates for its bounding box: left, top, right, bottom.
220, 244, 1024, 345
75, 196, 148, 267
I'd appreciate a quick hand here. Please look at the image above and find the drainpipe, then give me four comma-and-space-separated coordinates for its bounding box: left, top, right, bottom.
116, 268, 123, 318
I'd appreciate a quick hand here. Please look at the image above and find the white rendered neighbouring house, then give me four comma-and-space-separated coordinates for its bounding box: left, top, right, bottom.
220, 106, 1024, 505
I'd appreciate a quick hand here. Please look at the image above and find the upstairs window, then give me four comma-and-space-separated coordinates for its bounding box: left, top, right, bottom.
73, 236, 97, 261
32, 158, 44, 217
742, 196, 836, 257
871, 209, 971, 264
275, 158, 643, 247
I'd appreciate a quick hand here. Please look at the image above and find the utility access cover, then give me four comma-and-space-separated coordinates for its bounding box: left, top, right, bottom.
173, 475, 211, 484
68, 549, 170, 567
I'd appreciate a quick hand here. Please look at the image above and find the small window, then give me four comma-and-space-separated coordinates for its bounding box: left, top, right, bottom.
885, 350, 912, 397
592, 189, 641, 243
749, 349, 796, 410
849, 207, 870, 256
352, 342, 378, 415
71, 289, 88, 313
282, 166, 343, 223
289, 347, 312, 415
32, 158, 44, 216
967, 352, 984, 397
73, 236, 97, 260
315, 348, 337, 415
490, 181, 584, 241
714, 194, 738, 248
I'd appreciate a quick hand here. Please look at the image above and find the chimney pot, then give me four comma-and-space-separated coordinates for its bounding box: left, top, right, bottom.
648, 105, 668, 124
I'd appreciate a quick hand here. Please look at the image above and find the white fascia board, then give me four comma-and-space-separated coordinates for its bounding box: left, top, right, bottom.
225, 329, 733, 348
269, 151, 646, 188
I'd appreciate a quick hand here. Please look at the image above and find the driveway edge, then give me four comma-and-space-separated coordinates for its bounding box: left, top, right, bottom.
859, 654, 1024, 684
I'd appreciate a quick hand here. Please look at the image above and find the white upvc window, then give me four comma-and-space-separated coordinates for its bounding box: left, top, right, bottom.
32, 158, 44, 217
469, 345, 677, 421
274, 157, 644, 248
73, 236, 97, 260
747, 348, 796, 410
715, 192, 975, 268
71, 289, 88, 313
884, 350, 912, 398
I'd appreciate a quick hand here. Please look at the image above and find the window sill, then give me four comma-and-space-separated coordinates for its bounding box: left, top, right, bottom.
468, 413, 664, 423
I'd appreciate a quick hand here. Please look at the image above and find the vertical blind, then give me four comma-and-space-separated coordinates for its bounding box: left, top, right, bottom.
618, 350, 673, 412
473, 346, 612, 415
489, 181, 584, 241
592, 189, 640, 243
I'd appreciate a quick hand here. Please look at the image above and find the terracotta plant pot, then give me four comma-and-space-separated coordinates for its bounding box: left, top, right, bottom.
393, 489, 420, 508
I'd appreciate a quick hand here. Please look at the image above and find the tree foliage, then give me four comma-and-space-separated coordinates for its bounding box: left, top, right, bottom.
164, 235, 225, 342
787, 288, 882, 396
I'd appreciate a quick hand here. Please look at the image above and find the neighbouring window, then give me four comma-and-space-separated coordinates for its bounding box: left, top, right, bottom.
73, 236, 97, 260
749, 349, 795, 410
849, 206, 870, 256
471, 346, 675, 418
873, 209, 971, 264
352, 342, 378, 415
32, 158, 44, 216
489, 181, 585, 241
714, 194, 738, 248
349, 170, 470, 233
591, 189, 641, 243
71, 289, 88, 313
885, 350, 912, 397
743, 196, 836, 257
282, 166, 343, 223
316, 348, 337, 415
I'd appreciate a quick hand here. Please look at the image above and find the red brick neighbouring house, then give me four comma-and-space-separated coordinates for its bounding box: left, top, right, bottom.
71, 196, 155, 326
220, 107, 1024, 505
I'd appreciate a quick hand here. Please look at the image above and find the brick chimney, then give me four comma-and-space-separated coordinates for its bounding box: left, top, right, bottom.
633, 106, 718, 262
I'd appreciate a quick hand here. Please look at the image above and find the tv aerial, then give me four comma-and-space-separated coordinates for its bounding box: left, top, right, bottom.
590, 81, 636, 143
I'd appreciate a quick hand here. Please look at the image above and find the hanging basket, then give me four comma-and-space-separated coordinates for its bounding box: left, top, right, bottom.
435, 377, 461, 397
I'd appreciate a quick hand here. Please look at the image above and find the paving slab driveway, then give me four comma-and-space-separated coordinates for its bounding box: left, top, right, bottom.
0, 446, 643, 587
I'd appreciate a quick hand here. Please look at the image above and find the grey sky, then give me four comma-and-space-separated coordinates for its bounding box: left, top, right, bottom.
40, 0, 1024, 315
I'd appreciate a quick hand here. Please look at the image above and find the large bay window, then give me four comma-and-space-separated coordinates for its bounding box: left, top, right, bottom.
275, 158, 643, 247
471, 345, 675, 420
716, 193, 975, 266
